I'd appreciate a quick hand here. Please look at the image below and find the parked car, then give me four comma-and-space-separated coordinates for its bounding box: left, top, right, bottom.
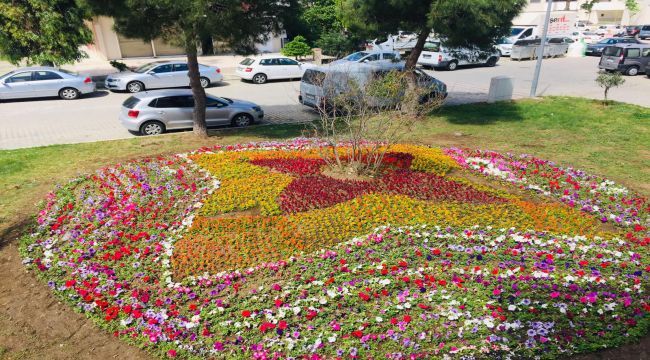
640, 25, 650, 39
105, 61, 223, 93
496, 37, 514, 56
646, 62, 650, 78
598, 44, 650, 76
119, 89, 264, 135
0, 67, 95, 100
235, 56, 316, 84
299, 63, 447, 110
586, 37, 640, 56
595, 25, 623, 36
417, 41, 499, 70
571, 31, 602, 44
625, 26, 641, 37
331, 50, 402, 66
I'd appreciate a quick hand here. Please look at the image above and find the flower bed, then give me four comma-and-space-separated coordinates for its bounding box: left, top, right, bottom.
20, 140, 649, 359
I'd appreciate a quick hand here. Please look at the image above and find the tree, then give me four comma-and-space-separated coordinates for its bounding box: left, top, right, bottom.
0, 0, 92, 66
339, 0, 526, 70
316, 31, 358, 58
311, 68, 443, 176
281, 35, 312, 59
596, 71, 625, 105
82, 0, 286, 137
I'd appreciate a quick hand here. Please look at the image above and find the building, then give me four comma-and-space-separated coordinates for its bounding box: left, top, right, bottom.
87, 16, 286, 60
515, 0, 650, 27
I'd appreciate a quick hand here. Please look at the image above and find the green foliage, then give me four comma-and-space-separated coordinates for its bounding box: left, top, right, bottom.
316, 31, 358, 57
0, 0, 92, 65
281, 35, 312, 58
596, 71, 625, 104
109, 60, 129, 72
625, 0, 640, 14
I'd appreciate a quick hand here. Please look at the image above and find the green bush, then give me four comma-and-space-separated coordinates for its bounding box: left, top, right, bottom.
316, 31, 357, 58
281, 35, 312, 59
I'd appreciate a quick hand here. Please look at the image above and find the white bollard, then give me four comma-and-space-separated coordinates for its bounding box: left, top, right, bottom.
487, 76, 514, 103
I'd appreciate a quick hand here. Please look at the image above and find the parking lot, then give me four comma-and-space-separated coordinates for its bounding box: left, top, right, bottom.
1, 56, 648, 149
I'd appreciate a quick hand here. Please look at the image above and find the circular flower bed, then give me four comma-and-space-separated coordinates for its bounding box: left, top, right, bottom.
20, 140, 649, 359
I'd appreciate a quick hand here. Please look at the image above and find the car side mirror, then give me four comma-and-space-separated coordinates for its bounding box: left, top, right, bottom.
147, 71, 155, 75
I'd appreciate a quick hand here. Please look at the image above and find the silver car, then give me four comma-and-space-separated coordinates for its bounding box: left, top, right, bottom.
105, 61, 223, 93
0, 67, 95, 100
119, 89, 264, 135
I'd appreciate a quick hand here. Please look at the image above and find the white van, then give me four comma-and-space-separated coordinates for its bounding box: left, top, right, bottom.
298, 63, 447, 110
417, 41, 500, 70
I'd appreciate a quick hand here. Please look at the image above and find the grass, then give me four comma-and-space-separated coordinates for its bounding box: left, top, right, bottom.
1, 96, 648, 236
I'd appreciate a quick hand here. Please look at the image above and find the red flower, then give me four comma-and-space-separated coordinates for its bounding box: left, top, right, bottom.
352, 330, 363, 338
278, 320, 288, 330
403, 315, 412, 323
241, 310, 252, 318
358, 292, 370, 302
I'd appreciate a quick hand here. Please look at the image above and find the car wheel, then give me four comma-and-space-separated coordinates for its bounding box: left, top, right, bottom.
252, 73, 267, 84
127, 81, 144, 93
232, 113, 253, 127
139, 121, 165, 136
200, 77, 210, 88
446, 61, 458, 71
59, 87, 80, 100
626, 66, 639, 76
485, 57, 498, 67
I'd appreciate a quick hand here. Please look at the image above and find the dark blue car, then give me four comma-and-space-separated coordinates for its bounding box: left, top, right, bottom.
586, 37, 640, 56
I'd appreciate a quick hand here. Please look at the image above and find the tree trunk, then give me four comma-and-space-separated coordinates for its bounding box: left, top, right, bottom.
405, 27, 430, 70
565, 0, 571, 11
201, 35, 214, 55
186, 32, 208, 138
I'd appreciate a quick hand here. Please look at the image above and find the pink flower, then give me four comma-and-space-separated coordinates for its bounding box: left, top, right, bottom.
550, 292, 560, 298
167, 349, 177, 357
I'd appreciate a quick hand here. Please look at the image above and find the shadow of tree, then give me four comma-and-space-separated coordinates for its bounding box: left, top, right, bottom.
438, 100, 525, 125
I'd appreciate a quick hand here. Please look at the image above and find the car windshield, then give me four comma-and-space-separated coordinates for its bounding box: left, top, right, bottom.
343, 52, 369, 61
134, 63, 159, 73
302, 69, 327, 85
240, 58, 255, 66
597, 39, 611, 44
0, 71, 15, 80
497, 37, 514, 45
603, 46, 622, 56
510, 28, 524, 36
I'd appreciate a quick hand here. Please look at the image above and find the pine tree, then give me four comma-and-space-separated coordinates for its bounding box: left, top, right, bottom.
281, 36, 312, 59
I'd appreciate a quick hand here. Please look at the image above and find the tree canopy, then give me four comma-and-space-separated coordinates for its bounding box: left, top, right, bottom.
0, 0, 92, 65
281, 35, 312, 58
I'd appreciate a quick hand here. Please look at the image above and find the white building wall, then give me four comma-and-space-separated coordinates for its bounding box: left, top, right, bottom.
516, 0, 650, 26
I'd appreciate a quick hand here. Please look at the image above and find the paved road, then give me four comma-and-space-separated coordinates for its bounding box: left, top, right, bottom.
0, 56, 648, 149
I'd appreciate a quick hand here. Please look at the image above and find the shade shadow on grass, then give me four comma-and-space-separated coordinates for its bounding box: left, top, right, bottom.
438, 100, 525, 125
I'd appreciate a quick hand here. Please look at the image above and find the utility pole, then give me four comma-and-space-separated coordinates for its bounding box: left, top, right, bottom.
530, 0, 554, 97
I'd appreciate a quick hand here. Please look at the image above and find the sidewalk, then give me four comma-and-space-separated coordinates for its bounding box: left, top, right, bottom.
0, 52, 259, 76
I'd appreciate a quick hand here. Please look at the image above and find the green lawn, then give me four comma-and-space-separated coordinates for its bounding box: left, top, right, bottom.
1, 96, 648, 236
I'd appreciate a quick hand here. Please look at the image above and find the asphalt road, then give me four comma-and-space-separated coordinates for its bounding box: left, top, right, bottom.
0, 56, 648, 150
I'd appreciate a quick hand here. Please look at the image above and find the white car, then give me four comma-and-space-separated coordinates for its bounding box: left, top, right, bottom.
595, 25, 623, 36
570, 31, 602, 44
496, 38, 514, 56
332, 51, 401, 66
235, 56, 315, 84
417, 41, 500, 70
105, 61, 223, 93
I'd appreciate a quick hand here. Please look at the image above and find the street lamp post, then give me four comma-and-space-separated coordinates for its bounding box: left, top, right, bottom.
530, 0, 554, 97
